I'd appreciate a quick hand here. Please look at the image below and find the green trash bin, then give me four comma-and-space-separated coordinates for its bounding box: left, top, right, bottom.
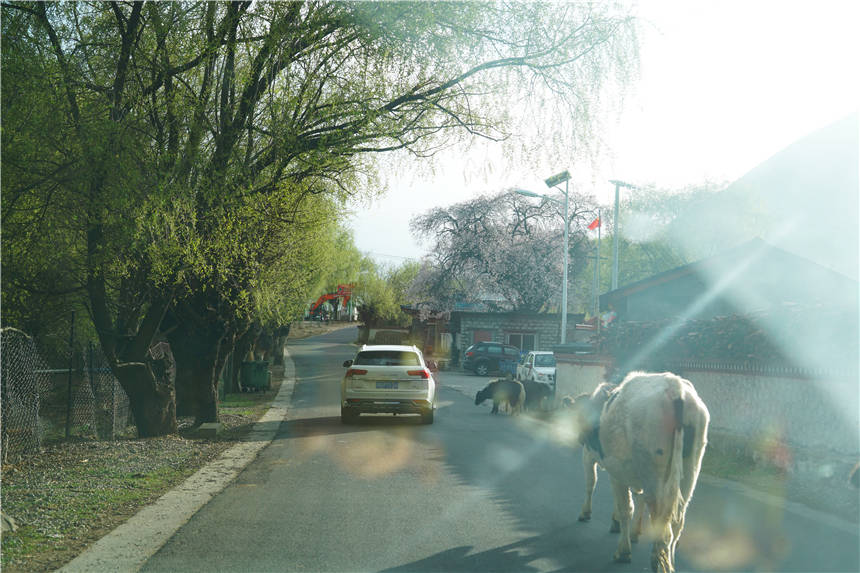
241, 360, 270, 391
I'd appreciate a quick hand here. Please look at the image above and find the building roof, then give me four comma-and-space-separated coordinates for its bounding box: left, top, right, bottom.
601, 238, 857, 312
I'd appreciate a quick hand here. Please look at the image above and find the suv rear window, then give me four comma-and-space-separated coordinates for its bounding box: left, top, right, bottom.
354, 350, 421, 366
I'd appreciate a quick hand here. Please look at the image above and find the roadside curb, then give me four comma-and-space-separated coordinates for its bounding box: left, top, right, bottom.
697, 473, 859, 534
57, 350, 296, 573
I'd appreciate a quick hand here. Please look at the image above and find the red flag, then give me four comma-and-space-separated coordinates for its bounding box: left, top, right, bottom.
588, 217, 600, 230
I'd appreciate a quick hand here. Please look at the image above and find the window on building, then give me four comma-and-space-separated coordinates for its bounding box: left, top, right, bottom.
507, 333, 536, 351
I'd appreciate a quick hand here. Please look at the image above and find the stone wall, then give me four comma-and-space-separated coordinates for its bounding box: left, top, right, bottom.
458, 313, 563, 350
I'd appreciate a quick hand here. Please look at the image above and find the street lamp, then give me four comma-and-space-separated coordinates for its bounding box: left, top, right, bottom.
514, 169, 572, 344
608, 179, 639, 291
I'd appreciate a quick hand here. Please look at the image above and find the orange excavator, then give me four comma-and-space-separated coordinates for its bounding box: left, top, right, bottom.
309, 284, 353, 316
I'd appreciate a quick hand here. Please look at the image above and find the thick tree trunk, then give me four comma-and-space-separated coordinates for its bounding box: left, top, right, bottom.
116, 362, 177, 437
189, 341, 221, 425
168, 323, 225, 424
167, 328, 200, 417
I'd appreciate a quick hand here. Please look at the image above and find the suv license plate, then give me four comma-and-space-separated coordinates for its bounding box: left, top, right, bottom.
376, 381, 397, 389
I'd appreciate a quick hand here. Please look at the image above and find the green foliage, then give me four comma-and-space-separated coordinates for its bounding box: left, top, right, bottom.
2, 0, 640, 433
355, 261, 420, 327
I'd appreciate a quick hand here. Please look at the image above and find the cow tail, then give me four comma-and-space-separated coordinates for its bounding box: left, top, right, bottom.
663, 399, 686, 525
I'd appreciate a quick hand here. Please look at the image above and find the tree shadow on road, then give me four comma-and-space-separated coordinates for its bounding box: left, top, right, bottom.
379, 525, 627, 573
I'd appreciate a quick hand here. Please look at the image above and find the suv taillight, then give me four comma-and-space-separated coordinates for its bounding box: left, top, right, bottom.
346, 368, 367, 377
407, 369, 430, 379
465, 351, 474, 357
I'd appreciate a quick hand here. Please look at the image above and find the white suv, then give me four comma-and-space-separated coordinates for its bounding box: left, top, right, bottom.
341, 345, 437, 424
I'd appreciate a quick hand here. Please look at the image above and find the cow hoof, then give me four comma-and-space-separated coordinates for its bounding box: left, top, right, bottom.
609, 519, 621, 533
651, 552, 672, 573
614, 551, 632, 563
577, 512, 591, 522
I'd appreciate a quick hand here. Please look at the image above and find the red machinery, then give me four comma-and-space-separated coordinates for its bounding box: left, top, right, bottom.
309, 284, 353, 316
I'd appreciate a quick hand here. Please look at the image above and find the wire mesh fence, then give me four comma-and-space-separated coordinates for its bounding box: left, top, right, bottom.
1, 327, 132, 463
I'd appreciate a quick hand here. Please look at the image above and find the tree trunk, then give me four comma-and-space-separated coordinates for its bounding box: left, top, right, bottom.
116, 362, 177, 437
166, 325, 209, 417
168, 323, 225, 425
231, 323, 260, 392
189, 341, 221, 424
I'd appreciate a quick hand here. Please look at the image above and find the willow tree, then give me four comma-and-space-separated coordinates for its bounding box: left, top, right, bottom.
2, 1, 639, 434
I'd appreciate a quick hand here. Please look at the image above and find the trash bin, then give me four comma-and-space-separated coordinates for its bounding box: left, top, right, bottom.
241, 360, 270, 391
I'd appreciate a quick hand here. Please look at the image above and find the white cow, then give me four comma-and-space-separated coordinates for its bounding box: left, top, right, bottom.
567, 372, 710, 573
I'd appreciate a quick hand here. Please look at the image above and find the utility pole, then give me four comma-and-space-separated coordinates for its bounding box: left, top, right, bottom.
609, 180, 638, 291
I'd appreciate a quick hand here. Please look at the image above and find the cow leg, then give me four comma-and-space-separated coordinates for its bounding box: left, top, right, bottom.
631, 492, 646, 543
649, 493, 676, 573
610, 478, 633, 563
491, 400, 499, 414
578, 451, 597, 522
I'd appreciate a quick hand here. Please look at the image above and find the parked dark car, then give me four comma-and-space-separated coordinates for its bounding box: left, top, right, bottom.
462, 342, 521, 376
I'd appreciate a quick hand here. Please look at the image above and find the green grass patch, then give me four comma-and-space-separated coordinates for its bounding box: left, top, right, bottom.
220, 408, 255, 417
220, 397, 258, 408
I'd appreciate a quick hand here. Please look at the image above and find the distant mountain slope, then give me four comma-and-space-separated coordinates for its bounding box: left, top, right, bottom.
667, 113, 858, 280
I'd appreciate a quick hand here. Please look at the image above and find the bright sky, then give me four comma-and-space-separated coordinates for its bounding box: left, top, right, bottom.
348, 0, 860, 266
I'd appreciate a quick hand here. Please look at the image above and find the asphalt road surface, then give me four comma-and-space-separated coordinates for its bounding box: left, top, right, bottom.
141, 327, 859, 572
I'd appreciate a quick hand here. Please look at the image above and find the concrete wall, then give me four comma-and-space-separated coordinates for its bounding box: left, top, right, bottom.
555, 360, 607, 400
686, 369, 858, 456
554, 355, 859, 459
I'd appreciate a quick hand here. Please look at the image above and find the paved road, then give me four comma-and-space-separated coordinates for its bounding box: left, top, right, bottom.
141, 327, 858, 572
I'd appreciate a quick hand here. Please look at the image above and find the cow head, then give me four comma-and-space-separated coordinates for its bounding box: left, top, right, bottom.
561, 383, 617, 447
561, 393, 593, 445
475, 380, 500, 405
475, 387, 490, 405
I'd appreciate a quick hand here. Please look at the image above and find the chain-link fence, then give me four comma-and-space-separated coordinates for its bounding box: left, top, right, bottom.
1, 327, 132, 463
